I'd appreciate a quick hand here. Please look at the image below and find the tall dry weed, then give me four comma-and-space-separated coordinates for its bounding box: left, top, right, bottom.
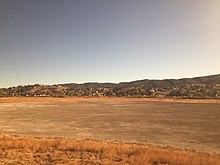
0, 133, 219, 165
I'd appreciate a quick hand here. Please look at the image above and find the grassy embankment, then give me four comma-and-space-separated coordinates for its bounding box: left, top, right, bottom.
0, 134, 219, 165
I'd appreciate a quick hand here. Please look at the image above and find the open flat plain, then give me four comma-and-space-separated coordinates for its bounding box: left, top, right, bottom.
0, 97, 220, 153
0, 97, 220, 164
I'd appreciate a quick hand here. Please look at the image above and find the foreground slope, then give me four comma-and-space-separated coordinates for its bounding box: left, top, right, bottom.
0, 134, 219, 165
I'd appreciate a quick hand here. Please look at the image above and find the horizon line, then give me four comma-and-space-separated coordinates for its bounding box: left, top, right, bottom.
1, 73, 219, 88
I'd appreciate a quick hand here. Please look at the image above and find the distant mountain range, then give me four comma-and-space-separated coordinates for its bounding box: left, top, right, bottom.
1, 74, 220, 98
60, 74, 220, 88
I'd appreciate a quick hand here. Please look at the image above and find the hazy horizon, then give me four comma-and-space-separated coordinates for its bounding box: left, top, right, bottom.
1, 0, 220, 87
1, 73, 219, 88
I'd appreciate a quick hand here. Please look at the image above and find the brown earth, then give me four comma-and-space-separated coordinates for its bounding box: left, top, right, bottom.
0, 97, 220, 164
0, 97, 220, 104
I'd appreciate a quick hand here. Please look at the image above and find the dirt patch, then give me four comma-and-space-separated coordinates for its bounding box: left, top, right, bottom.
0, 97, 220, 104
0, 99, 220, 155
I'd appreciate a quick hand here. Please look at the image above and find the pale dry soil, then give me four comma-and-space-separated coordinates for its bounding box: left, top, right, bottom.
0, 98, 219, 155
1, 98, 220, 164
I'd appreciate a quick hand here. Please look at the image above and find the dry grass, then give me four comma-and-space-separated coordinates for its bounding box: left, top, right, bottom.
1, 96, 220, 104
0, 133, 219, 165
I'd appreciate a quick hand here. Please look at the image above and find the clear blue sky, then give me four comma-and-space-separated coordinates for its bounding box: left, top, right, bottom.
0, 0, 220, 87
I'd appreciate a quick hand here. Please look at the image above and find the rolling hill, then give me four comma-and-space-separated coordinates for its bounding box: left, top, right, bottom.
1, 74, 220, 98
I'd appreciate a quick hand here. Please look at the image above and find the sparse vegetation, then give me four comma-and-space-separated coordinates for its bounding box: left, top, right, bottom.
0, 133, 219, 165
1, 75, 220, 99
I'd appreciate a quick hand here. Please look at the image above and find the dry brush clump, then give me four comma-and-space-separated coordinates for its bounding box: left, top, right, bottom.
0, 133, 219, 165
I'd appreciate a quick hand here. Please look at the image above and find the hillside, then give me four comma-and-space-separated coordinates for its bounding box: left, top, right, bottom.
61, 74, 220, 88
1, 74, 220, 98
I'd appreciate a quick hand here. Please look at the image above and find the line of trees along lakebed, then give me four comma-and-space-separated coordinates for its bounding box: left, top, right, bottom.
1, 74, 220, 99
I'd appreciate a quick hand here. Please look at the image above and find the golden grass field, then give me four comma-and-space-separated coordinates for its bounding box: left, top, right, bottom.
0, 133, 220, 165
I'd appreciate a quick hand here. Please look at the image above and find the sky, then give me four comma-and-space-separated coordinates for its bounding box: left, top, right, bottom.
0, 0, 220, 87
